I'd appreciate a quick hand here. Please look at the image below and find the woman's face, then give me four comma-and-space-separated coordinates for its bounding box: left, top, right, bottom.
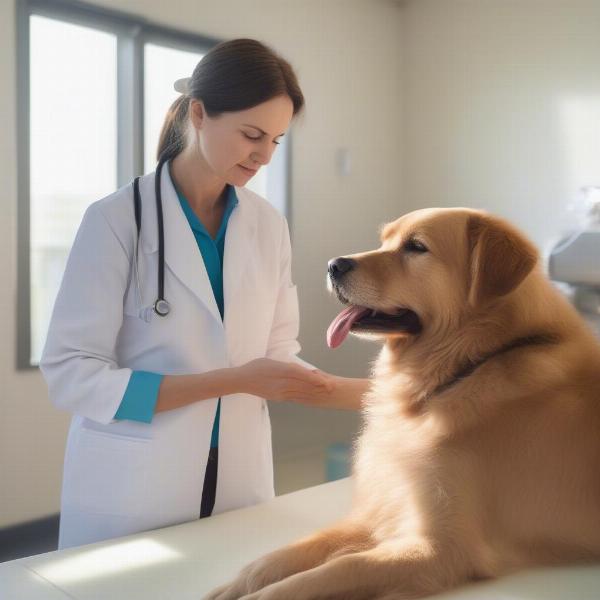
190, 95, 294, 187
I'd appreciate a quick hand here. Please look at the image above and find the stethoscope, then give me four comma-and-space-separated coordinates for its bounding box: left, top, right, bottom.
132, 156, 171, 318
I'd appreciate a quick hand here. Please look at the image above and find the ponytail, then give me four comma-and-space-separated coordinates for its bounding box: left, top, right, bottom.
156, 94, 190, 161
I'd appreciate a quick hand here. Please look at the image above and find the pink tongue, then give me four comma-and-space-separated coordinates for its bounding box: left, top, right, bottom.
327, 305, 370, 349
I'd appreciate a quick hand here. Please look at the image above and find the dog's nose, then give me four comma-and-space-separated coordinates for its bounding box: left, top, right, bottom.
328, 257, 356, 280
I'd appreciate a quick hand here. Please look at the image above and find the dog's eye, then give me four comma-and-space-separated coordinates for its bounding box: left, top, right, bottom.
403, 238, 428, 253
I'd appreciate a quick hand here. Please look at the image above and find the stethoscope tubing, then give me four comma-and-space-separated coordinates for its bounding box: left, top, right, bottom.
133, 157, 171, 317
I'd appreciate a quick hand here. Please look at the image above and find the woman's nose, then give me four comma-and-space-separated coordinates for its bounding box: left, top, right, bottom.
251, 140, 277, 166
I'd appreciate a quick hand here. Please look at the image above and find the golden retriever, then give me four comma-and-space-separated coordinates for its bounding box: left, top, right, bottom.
205, 208, 600, 600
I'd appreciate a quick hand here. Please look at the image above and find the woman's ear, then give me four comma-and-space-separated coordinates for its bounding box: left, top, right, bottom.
466, 213, 538, 307
189, 99, 205, 130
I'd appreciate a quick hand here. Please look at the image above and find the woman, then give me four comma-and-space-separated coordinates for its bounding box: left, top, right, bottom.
40, 38, 368, 550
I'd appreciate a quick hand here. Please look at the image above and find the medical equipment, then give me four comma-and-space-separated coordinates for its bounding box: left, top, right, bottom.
132, 156, 171, 318
548, 186, 600, 335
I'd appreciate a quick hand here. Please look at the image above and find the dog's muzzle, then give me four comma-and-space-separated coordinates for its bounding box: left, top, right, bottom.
328, 257, 356, 283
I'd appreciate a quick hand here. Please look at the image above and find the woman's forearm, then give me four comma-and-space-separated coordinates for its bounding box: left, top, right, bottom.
153, 365, 370, 415
155, 368, 242, 414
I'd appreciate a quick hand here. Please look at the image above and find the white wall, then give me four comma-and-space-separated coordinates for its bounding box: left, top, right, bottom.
401, 0, 600, 254
0, 0, 404, 527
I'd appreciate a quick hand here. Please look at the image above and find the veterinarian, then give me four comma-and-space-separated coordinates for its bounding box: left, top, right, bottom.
40, 38, 369, 550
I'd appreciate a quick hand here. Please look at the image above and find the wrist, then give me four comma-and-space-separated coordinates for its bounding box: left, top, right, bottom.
210, 366, 245, 396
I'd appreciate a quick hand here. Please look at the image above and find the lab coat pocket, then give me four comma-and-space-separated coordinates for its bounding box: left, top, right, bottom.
64, 427, 151, 516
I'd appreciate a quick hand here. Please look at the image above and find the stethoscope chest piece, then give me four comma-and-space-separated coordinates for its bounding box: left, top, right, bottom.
154, 298, 171, 317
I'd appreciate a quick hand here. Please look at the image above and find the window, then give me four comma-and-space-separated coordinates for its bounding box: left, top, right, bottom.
18, 1, 291, 368
29, 15, 118, 366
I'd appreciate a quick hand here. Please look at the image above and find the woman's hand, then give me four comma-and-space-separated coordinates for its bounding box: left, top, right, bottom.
234, 358, 369, 409
235, 358, 335, 404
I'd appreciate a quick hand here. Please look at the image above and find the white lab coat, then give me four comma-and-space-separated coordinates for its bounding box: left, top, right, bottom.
40, 164, 306, 549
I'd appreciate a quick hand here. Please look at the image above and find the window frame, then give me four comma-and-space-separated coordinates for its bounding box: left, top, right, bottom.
17, 0, 291, 370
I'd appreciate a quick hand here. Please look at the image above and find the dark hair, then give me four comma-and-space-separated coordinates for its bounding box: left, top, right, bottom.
157, 38, 304, 161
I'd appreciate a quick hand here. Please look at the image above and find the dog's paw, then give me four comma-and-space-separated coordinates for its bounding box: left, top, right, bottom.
203, 575, 254, 600
203, 555, 289, 600
202, 582, 233, 600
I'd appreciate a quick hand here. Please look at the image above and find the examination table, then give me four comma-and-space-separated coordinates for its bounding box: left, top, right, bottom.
1, 478, 599, 599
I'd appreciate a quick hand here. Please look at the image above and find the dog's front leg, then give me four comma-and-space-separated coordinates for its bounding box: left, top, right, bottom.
204, 521, 373, 600
236, 538, 467, 600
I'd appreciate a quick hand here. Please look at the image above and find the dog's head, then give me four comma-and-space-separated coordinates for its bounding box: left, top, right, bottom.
326, 208, 538, 349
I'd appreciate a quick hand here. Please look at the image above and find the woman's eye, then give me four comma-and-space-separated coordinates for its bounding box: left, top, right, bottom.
243, 132, 281, 145
403, 238, 428, 253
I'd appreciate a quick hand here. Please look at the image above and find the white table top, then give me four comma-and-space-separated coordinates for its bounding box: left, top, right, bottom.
1, 478, 599, 599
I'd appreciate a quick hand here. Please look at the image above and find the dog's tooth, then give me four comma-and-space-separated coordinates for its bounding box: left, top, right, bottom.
371, 310, 377, 317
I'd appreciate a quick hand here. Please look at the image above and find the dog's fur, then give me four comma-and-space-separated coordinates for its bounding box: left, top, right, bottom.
205, 208, 600, 600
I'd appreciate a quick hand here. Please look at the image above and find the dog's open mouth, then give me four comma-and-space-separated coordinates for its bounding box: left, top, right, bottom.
327, 304, 422, 349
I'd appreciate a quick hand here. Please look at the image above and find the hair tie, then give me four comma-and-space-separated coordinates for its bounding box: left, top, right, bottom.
173, 77, 191, 94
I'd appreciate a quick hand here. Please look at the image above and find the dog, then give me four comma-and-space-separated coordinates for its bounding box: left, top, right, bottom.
205, 208, 600, 600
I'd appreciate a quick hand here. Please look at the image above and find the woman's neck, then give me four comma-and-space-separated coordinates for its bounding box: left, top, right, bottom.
169, 148, 227, 214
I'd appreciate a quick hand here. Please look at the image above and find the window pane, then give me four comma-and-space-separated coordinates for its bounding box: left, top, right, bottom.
30, 15, 117, 365
143, 42, 269, 199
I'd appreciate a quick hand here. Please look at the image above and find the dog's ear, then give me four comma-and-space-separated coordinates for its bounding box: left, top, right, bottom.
467, 213, 538, 307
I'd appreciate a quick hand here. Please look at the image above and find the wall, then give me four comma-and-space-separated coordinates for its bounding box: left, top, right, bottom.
401, 0, 600, 254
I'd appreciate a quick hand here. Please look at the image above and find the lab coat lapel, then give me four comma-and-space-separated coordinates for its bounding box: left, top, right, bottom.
223, 188, 257, 324
141, 164, 222, 324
